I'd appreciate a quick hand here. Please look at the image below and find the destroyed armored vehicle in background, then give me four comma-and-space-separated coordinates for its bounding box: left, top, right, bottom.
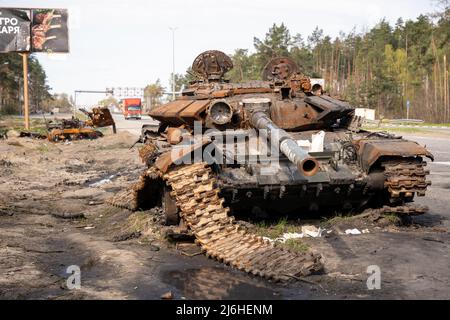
110, 50, 433, 280
46, 107, 116, 141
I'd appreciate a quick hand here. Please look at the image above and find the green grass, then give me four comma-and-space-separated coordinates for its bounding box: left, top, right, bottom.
383, 121, 450, 127
420, 122, 450, 127
320, 213, 353, 227
255, 217, 301, 239
381, 213, 400, 224
254, 218, 310, 253
373, 119, 450, 126
362, 126, 423, 134
381, 127, 423, 133
17, 126, 48, 135
280, 239, 309, 253
127, 212, 152, 233
0, 115, 48, 134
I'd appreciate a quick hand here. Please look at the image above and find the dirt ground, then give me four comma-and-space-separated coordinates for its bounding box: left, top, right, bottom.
0, 126, 449, 299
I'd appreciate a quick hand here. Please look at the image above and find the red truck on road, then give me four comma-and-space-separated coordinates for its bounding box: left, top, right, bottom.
122, 98, 142, 120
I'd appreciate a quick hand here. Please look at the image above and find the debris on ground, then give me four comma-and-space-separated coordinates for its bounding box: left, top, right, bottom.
345, 228, 362, 235
52, 212, 85, 219
161, 291, 173, 300
148, 244, 160, 251
112, 231, 142, 242
19, 131, 47, 139
0, 128, 8, 140
279, 232, 304, 241
176, 243, 202, 257
10, 108, 117, 143
89, 175, 115, 188
301, 225, 324, 237
165, 228, 195, 243
0, 207, 14, 216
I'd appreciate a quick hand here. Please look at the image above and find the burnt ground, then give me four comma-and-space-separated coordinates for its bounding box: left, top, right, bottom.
0, 120, 449, 300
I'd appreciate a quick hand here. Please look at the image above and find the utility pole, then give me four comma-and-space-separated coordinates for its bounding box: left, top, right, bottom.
169, 27, 178, 101
20, 53, 30, 130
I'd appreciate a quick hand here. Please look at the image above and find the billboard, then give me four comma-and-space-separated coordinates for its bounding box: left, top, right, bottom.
31, 8, 69, 53
0, 8, 31, 52
0, 7, 69, 53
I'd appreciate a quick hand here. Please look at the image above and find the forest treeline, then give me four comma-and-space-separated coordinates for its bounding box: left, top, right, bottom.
0, 53, 53, 114
0, 53, 74, 115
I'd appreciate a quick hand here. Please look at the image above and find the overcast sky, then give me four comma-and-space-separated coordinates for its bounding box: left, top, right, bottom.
1, 0, 438, 105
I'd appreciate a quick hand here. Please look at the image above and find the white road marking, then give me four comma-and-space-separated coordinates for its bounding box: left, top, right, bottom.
433, 162, 450, 166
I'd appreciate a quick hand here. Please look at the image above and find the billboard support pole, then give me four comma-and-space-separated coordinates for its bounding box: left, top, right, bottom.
21, 53, 30, 130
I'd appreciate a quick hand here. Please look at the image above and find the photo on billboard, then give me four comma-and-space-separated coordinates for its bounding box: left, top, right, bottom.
0, 8, 31, 52
31, 8, 69, 53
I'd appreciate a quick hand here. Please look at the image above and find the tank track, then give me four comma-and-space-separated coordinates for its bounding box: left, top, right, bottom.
107, 168, 160, 210
163, 163, 323, 280
107, 188, 137, 210
375, 203, 429, 216
383, 160, 431, 198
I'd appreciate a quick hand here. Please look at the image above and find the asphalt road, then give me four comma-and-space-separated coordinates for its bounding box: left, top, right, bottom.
401, 133, 450, 230
403, 134, 450, 163
112, 114, 158, 136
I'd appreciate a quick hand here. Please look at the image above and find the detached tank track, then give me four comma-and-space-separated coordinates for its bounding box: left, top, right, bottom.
107, 169, 160, 211
376, 203, 429, 216
163, 163, 323, 280
107, 188, 137, 210
383, 160, 431, 198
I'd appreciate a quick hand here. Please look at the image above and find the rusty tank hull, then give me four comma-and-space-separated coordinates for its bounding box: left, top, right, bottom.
143, 51, 433, 216
80, 107, 117, 133
43, 107, 115, 142
110, 50, 433, 280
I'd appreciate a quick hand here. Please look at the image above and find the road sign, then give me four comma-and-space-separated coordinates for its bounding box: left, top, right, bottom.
107, 87, 144, 99
406, 100, 410, 120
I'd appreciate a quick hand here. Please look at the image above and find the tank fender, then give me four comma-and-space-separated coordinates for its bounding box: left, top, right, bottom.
154, 137, 211, 173
357, 139, 434, 172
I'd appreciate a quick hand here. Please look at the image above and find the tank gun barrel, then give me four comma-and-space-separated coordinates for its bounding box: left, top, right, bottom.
78, 108, 92, 119
246, 99, 319, 177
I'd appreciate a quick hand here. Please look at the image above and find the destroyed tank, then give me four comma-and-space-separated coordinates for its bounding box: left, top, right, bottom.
111, 50, 433, 280
46, 107, 116, 142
